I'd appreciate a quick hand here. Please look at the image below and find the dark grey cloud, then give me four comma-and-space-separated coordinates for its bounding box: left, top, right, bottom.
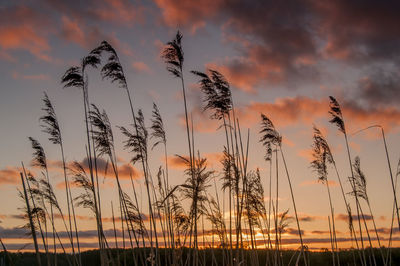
336, 213, 373, 222
357, 67, 400, 107
156, 0, 400, 98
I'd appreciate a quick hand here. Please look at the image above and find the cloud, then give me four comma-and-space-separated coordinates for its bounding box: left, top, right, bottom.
117, 162, 141, 179
283, 228, 304, 236
313, 0, 400, 63
167, 155, 188, 170
183, 96, 400, 142
0, 1, 144, 62
45, 157, 141, 189
356, 67, 400, 107
154, 0, 222, 32
166, 152, 222, 170
156, 0, 400, 94
300, 179, 339, 187
74, 157, 141, 180
336, 213, 373, 222
156, 0, 318, 91
297, 149, 314, 162
0, 166, 21, 186
11, 71, 50, 81
60, 16, 121, 49
238, 96, 400, 132
186, 96, 400, 135
90, 0, 144, 25
311, 230, 331, 235
0, 6, 52, 61
44, 0, 144, 25
132, 61, 151, 73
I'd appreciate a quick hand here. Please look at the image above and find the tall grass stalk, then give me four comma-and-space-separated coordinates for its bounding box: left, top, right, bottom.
40, 92, 81, 265
328, 96, 367, 266
311, 126, 339, 264
93, 41, 160, 263
21, 163, 50, 266
28, 137, 58, 265
351, 125, 400, 248
61, 50, 104, 263
260, 113, 306, 265
19, 172, 41, 266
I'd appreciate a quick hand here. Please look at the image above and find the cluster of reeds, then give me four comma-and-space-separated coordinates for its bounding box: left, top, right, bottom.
7, 31, 399, 266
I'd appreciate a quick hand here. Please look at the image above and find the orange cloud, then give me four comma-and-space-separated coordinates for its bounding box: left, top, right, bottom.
166, 152, 222, 170
167, 155, 188, 170
203, 152, 224, 168
56, 181, 82, 190
117, 163, 141, 180
0, 166, 22, 186
180, 97, 400, 145
206, 47, 299, 93
178, 106, 220, 133
300, 179, 339, 187
237, 97, 400, 133
297, 148, 314, 162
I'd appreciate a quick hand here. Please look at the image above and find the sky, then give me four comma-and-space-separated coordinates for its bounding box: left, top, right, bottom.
1, 0, 400, 252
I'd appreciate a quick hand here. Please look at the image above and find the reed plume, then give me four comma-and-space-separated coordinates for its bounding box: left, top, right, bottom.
328, 96, 367, 266
352, 156, 385, 264
260, 113, 306, 265
311, 126, 339, 264
61, 48, 104, 262
40, 92, 80, 265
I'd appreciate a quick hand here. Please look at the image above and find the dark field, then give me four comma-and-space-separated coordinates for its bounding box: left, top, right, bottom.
2, 248, 400, 266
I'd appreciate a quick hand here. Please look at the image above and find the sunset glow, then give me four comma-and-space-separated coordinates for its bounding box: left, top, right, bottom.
1, 1, 400, 265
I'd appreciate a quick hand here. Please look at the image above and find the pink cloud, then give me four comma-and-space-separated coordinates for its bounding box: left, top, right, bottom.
132, 61, 151, 73
0, 6, 53, 62
91, 0, 144, 25
11, 71, 50, 81
0, 26, 51, 62
60, 16, 121, 49
154, 0, 222, 32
